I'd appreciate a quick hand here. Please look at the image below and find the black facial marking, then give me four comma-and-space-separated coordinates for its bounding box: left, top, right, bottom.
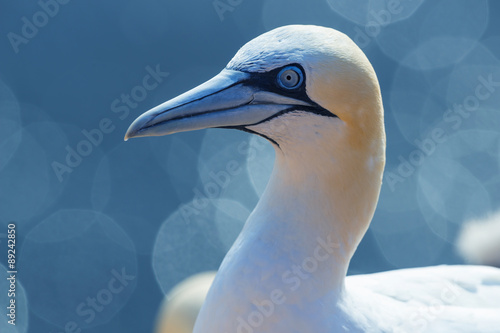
239, 63, 336, 120
220, 64, 337, 145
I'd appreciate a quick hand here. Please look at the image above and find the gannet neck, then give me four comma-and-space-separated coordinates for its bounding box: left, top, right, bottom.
254, 117, 385, 271
194, 100, 385, 332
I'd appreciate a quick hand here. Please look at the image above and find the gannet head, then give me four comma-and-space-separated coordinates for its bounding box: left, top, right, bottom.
125, 25, 385, 161
126, 25, 386, 226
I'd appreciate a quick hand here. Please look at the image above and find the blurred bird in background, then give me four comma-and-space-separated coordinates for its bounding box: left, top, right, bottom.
458, 211, 500, 268
154, 272, 215, 333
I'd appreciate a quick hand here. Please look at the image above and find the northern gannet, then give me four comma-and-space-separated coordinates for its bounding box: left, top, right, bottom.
125, 25, 500, 333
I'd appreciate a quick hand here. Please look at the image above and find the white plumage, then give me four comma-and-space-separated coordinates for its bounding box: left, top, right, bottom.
126, 25, 500, 332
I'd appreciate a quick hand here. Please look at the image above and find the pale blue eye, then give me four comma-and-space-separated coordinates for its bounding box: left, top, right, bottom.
277, 66, 303, 89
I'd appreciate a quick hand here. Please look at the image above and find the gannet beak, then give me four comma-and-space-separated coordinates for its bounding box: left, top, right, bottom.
124, 69, 314, 140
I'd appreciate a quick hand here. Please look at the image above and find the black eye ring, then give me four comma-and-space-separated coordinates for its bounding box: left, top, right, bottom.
277, 66, 304, 90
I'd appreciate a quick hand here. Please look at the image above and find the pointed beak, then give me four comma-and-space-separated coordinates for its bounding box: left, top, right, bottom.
124, 69, 312, 141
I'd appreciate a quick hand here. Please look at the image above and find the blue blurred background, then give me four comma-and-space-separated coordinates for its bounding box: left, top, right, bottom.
1, 0, 499, 332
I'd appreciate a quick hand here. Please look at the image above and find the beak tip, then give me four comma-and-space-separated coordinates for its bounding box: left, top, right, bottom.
124, 125, 143, 141
124, 115, 151, 141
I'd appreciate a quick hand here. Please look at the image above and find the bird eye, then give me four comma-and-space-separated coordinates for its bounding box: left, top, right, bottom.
277, 66, 303, 89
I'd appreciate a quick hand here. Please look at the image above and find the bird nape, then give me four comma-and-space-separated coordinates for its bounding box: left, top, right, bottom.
125, 25, 500, 333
